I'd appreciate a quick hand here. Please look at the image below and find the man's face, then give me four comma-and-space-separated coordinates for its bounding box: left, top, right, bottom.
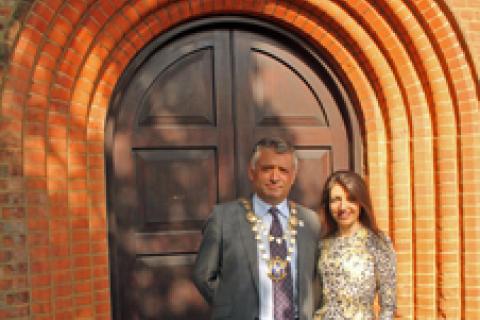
248, 148, 297, 205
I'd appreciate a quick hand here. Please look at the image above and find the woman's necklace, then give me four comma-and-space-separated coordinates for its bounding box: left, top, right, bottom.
239, 198, 303, 281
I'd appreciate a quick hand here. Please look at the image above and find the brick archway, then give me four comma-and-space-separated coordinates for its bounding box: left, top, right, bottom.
1, 1, 478, 319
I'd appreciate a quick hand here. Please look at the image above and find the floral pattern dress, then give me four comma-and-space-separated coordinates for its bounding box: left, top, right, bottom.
314, 228, 396, 320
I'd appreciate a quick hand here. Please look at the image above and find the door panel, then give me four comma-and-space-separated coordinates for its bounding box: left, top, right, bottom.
135, 149, 217, 229
249, 50, 328, 127
132, 255, 204, 319
290, 149, 332, 210
137, 48, 216, 127
108, 25, 355, 320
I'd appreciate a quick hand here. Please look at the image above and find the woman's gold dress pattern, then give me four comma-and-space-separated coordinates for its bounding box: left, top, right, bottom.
314, 228, 396, 320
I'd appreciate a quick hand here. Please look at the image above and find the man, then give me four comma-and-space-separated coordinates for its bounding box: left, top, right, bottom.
193, 137, 321, 320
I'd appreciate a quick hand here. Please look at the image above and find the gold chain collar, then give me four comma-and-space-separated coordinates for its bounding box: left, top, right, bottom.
239, 198, 303, 281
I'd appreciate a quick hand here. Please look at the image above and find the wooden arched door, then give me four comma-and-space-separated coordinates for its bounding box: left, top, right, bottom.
106, 18, 360, 320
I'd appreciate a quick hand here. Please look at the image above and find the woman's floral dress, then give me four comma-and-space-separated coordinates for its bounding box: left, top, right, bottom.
314, 228, 396, 320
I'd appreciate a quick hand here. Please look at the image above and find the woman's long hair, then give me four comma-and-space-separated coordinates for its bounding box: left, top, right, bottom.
319, 170, 381, 239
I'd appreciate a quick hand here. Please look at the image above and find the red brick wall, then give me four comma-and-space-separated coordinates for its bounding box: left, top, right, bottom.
0, 1, 479, 319
0, 1, 34, 319
446, 0, 480, 76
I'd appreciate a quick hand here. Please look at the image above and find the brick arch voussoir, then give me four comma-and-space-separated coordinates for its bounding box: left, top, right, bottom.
1, 1, 91, 180
90, 0, 392, 155
1, 0, 67, 120
353, 1, 441, 318
90, 0, 391, 199
51, 1, 162, 120
430, 0, 479, 104
349, 0, 434, 135
420, 1, 480, 319
28, 1, 94, 106
407, 1, 479, 319
77, 0, 266, 127
404, 0, 478, 144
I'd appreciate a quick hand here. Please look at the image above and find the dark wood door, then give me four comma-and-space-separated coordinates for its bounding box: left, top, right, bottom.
107, 24, 355, 320
232, 30, 350, 207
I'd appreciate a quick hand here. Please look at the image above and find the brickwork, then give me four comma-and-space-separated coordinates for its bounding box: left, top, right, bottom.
0, 1, 33, 319
446, 0, 480, 77
0, 0, 479, 319
0, 1, 31, 91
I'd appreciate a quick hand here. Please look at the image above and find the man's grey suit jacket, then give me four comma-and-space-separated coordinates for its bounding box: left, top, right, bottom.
193, 199, 321, 320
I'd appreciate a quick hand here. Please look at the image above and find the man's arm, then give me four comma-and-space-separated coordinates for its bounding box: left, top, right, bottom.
193, 206, 222, 305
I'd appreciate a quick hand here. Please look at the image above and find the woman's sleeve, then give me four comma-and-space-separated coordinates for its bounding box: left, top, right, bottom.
374, 233, 397, 320
313, 241, 326, 320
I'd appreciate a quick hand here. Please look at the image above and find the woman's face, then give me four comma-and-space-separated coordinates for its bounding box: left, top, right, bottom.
329, 182, 361, 235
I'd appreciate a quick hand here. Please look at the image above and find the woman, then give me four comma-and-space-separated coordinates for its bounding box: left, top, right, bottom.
314, 171, 396, 320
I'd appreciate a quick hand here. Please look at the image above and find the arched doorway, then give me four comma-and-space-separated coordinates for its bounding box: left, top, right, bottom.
106, 17, 361, 319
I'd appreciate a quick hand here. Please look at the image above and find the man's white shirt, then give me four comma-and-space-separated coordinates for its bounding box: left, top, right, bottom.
252, 194, 298, 320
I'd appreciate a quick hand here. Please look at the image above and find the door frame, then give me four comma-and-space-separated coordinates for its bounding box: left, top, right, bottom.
105, 15, 363, 319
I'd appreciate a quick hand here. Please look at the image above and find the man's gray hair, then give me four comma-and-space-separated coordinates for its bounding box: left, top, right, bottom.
249, 137, 298, 170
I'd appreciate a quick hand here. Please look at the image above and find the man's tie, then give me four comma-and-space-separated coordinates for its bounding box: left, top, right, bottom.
269, 207, 294, 320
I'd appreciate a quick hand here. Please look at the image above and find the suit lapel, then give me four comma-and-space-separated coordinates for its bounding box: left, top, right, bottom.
296, 207, 309, 309
236, 200, 259, 291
